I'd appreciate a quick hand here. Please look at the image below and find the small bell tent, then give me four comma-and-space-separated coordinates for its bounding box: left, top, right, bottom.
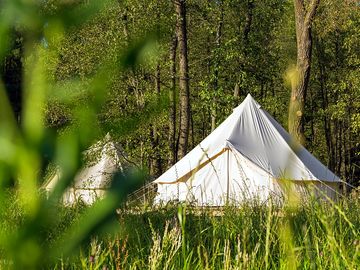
153, 94, 341, 206
44, 134, 127, 205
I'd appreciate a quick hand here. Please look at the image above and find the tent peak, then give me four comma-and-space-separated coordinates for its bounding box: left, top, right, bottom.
244, 93, 261, 109
233, 93, 261, 112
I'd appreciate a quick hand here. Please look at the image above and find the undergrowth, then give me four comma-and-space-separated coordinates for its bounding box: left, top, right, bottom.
3, 196, 356, 270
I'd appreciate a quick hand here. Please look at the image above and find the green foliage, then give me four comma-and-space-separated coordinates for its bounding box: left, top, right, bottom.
38, 0, 360, 181
302, 0, 360, 176
0, 0, 165, 269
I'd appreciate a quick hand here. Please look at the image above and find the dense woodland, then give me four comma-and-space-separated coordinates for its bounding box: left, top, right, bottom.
2, 0, 360, 185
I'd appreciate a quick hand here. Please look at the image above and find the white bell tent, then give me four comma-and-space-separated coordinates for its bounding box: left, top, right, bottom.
44, 134, 127, 205
154, 94, 341, 206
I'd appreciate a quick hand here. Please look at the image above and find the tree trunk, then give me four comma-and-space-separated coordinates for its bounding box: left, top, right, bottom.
122, 6, 129, 43
175, 0, 190, 159
309, 88, 315, 146
2, 30, 23, 123
233, 83, 240, 98
337, 122, 343, 176
316, 37, 334, 170
236, 0, 254, 100
289, 0, 320, 145
211, 1, 224, 132
243, 0, 254, 45
233, 82, 240, 107
169, 34, 178, 166
190, 113, 195, 150
150, 64, 162, 177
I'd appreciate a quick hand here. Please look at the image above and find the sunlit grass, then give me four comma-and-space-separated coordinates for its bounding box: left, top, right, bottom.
4, 197, 352, 269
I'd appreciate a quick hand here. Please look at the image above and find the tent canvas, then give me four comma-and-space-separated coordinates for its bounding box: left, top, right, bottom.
44, 134, 127, 205
154, 94, 340, 206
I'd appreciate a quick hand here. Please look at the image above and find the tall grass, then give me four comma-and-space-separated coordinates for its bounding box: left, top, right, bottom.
24, 196, 356, 269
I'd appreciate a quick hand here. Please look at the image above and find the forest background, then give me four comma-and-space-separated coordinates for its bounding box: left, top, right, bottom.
2, 0, 360, 186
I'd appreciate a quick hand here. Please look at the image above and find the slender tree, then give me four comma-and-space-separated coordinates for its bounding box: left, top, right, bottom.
288, 0, 320, 145
169, 34, 178, 166
150, 64, 162, 177
243, 0, 254, 45
2, 30, 23, 123
211, 1, 224, 131
175, 0, 190, 159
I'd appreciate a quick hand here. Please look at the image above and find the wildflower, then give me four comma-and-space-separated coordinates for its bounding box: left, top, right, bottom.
89, 255, 95, 264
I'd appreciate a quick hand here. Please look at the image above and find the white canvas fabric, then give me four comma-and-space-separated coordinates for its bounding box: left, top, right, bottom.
44, 134, 125, 205
154, 94, 340, 205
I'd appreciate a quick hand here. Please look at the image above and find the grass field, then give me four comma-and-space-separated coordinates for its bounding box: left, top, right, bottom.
4, 193, 354, 270
97, 200, 360, 269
